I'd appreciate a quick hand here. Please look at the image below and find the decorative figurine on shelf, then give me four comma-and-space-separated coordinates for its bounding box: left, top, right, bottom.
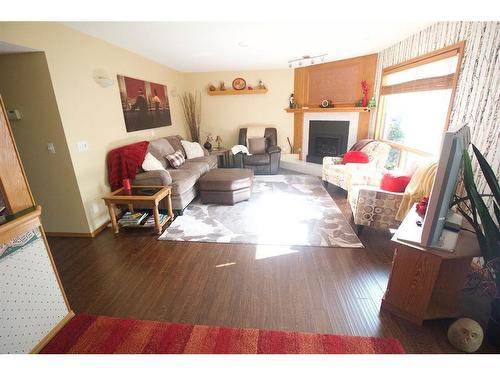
208, 84, 216, 91
368, 96, 377, 108
361, 80, 369, 107
204, 134, 214, 151
215, 135, 222, 149
219, 81, 226, 91
258, 80, 266, 90
248, 86, 253, 90
289, 93, 295, 109
355, 99, 363, 107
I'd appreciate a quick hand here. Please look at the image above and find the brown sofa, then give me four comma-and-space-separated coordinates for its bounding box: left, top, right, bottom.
132, 135, 217, 212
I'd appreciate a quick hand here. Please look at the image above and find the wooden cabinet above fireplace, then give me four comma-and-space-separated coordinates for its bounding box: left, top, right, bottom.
293, 53, 378, 108
290, 53, 378, 159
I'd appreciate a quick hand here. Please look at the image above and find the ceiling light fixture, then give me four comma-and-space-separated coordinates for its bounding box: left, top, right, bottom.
287, 53, 328, 68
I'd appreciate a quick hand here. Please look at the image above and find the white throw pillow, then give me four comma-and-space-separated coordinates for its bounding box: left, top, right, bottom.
181, 140, 204, 159
141, 152, 165, 171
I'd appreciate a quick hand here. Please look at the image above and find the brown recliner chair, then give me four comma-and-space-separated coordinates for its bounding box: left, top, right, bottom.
235, 127, 281, 175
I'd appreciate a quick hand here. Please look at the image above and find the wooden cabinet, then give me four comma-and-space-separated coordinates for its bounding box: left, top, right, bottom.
381, 208, 480, 325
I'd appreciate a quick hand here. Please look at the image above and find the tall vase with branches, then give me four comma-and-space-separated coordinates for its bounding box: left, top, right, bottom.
451, 144, 500, 346
180, 92, 201, 143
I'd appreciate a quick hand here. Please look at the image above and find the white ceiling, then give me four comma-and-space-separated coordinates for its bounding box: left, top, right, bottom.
65, 22, 432, 72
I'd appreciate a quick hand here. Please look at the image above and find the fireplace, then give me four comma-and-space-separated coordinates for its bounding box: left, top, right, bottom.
306, 120, 349, 164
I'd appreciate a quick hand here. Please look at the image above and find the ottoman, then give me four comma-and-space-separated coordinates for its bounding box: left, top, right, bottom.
198, 168, 254, 205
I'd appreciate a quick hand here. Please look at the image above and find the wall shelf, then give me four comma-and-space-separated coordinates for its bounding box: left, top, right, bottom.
207, 88, 268, 96
284, 106, 372, 113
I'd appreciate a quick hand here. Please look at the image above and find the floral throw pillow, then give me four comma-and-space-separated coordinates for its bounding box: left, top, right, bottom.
165, 150, 185, 169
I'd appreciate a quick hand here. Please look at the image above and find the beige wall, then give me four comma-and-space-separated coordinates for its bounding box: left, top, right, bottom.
0, 22, 188, 232
0, 52, 89, 233
185, 70, 294, 152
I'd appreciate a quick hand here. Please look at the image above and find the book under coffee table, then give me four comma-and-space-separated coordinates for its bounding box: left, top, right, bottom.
102, 186, 173, 235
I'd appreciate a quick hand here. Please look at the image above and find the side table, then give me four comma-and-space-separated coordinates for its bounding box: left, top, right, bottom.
381, 205, 480, 325
210, 147, 231, 168
102, 186, 173, 235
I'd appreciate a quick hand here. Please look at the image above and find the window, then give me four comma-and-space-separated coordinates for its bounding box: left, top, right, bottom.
375, 42, 464, 163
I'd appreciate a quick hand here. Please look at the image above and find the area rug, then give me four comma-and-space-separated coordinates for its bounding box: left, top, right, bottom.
40, 314, 404, 354
159, 174, 363, 248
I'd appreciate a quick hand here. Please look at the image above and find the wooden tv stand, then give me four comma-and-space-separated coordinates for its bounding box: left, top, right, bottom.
381, 206, 481, 325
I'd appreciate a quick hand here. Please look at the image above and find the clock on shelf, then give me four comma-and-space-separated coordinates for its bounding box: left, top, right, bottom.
232, 78, 246, 90
321, 99, 333, 108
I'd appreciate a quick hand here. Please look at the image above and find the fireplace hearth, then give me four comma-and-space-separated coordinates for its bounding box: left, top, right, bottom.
306, 120, 349, 164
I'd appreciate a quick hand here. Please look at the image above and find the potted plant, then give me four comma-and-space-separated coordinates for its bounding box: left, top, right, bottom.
451, 144, 500, 346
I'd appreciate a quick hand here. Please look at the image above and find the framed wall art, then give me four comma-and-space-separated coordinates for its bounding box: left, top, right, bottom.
117, 75, 172, 132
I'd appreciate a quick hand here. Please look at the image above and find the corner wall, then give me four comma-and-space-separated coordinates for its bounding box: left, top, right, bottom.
0, 22, 188, 233
0, 52, 89, 233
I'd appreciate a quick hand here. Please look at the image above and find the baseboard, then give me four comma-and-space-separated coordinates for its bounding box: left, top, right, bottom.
45, 220, 110, 238
45, 231, 93, 238
30, 310, 75, 353
90, 220, 110, 237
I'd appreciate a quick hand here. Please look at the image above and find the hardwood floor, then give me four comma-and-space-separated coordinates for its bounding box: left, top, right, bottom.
47, 179, 497, 353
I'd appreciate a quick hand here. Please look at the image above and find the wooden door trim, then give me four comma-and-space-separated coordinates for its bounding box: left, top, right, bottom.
374, 41, 466, 153
382, 42, 465, 75
0, 95, 35, 212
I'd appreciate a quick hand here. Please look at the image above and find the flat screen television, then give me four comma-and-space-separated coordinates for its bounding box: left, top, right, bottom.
420, 125, 471, 250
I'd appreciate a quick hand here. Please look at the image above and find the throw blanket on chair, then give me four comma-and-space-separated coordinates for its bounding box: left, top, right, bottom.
396, 161, 437, 221
107, 141, 150, 191
231, 144, 251, 155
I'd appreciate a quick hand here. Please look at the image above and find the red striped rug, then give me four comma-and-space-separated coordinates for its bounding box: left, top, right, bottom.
41, 314, 405, 354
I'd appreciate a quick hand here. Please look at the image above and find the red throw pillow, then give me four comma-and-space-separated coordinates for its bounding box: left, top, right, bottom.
342, 151, 369, 164
380, 173, 411, 193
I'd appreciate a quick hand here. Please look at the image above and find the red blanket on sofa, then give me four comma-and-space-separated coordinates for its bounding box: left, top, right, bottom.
107, 141, 149, 191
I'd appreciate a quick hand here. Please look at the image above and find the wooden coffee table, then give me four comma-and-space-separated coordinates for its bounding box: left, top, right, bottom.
102, 186, 173, 235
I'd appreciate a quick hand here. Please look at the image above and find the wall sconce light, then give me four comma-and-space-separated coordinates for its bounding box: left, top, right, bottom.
92, 69, 114, 88
287, 54, 328, 68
